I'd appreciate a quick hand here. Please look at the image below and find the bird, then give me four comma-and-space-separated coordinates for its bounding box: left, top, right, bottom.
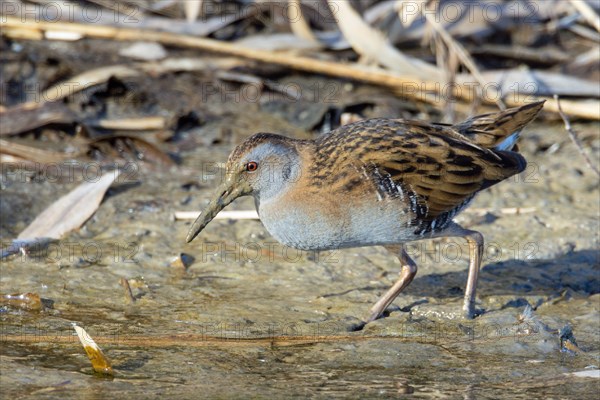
186, 101, 545, 324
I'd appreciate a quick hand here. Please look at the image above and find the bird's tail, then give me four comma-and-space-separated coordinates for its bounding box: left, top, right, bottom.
452, 101, 545, 151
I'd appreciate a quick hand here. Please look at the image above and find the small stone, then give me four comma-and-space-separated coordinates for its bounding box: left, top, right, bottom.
170, 253, 195, 270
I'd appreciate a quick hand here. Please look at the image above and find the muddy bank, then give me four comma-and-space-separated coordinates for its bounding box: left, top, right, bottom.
2, 34, 599, 400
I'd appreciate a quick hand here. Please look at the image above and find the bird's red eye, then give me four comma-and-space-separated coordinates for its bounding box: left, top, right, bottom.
246, 161, 258, 172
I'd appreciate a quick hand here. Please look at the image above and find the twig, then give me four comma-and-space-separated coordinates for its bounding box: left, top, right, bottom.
420, 1, 505, 110
175, 210, 259, 220
119, 278, 136, 303
569, 0, 600, 33
1, 16, 599, 119
468, 44, 570, 66
568, 23, 600, 41
90, 117, 167, 130
0, 329, 546, 348
554, 94, 600, 177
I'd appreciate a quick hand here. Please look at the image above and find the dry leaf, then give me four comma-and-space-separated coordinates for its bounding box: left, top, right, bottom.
17, 171, 120, 240
73, 324, 114, 376
236, 33, 325, 51
327, 0, 442, 80
21, 0, 241, 37
0, 138, 84, 164
568, 0, 600, 32
567, 370, 600, 379
288, 0, 319, 44
43, 66, 139, 102
119, 41, 167, 61
0, 101, 74, 136
480, 69, 600, 97
184, 0, 203, 23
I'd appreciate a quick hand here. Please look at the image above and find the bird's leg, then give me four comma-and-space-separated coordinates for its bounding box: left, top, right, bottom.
461, 228, 484, 319
365, 244, 417, 322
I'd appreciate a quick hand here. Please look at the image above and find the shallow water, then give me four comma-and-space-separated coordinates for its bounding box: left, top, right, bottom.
2, 113, 599, 399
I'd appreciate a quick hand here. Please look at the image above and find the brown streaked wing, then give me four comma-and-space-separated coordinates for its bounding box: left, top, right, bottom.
357, 129, 526, 219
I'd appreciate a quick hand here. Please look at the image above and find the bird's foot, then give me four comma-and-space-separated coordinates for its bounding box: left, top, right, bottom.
462, 301, 484, 319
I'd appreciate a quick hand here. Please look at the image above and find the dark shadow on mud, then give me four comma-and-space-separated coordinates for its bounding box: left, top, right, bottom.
401, 249, 599, 299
